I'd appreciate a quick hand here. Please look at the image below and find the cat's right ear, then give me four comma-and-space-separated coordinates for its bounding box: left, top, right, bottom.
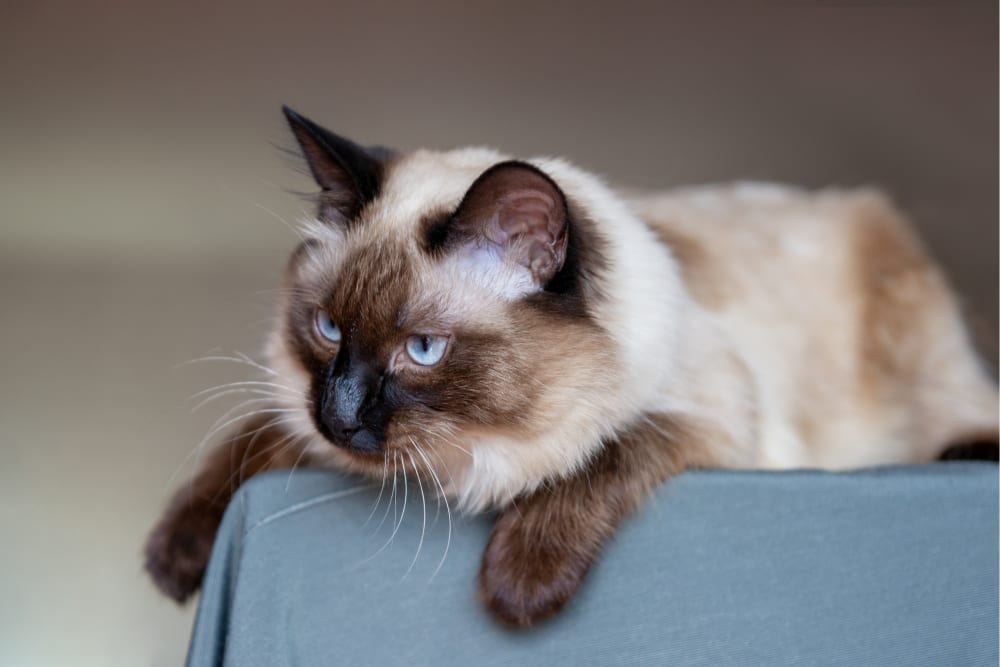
282, 106, 392, 224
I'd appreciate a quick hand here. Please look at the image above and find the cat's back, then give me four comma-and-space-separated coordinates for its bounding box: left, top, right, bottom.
626, 183, 997, 468
625, 182, 889, 313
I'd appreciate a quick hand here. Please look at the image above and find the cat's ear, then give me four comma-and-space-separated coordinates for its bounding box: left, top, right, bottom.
282, 106, 391, 224
447, 161, 569, 290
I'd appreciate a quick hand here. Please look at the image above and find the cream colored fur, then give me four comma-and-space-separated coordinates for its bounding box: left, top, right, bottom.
267, 150, 999, 513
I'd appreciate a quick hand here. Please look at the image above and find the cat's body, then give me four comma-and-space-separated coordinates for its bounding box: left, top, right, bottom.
629, 182, 998, 470
146, 108, 998, 627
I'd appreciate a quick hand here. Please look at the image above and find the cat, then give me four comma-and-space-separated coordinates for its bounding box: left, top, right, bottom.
145, 106, 999, 627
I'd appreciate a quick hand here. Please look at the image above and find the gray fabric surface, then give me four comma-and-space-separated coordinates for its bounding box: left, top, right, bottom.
187, 464, 999, 666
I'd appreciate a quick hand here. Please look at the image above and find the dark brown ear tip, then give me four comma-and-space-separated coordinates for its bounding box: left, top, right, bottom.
281, 105, 308, 127
281, 106, 325, 139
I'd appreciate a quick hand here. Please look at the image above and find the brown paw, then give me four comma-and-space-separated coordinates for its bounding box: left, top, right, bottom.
144, 499, 225, 603
478, 518, 592, 628
939, 439, 999, 462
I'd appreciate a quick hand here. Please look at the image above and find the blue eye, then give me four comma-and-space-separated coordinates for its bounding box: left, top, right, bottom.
315, 310, 341, 343
405, 335, 448, 366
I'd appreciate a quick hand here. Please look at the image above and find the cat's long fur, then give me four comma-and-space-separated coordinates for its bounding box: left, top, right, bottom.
146, 108, 998, 627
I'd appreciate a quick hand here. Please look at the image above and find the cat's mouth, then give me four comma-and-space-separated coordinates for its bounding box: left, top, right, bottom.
337, 444, 386, 464
316, 421, 384, 457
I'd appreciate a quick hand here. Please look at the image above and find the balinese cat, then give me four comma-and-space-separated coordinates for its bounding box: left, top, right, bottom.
146, 106, 999, 627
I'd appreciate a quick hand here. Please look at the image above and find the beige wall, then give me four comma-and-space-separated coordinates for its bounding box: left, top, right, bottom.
1, 1, 995, 665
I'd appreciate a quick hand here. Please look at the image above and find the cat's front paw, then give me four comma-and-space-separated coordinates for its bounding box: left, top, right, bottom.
478, 517, 592, 628
144, 498, 225, 603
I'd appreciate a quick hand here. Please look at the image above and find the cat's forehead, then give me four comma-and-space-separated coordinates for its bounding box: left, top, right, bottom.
371, 147, 507, 232
290, 147, 515, 325
297, 147, 504, 252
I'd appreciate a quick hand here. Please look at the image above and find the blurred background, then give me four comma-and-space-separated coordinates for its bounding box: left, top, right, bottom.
1, 1, 996, 664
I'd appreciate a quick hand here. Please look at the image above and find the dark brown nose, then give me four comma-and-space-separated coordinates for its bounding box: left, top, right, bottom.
318, 357, 381, 452
325, 414, 360, 440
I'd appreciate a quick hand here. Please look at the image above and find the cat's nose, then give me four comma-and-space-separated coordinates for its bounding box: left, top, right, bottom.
327, 415, 361, 440
321, 377, 366, 442
318, 361, 381, 451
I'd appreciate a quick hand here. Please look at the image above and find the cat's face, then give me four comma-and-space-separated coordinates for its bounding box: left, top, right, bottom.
267, 109, 613, 505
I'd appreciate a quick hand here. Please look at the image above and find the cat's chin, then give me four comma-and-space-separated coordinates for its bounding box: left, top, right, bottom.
322, 429, 382, 456
312, 437, 382, 461
310, 437, 397, 477
336, 444, 388, 464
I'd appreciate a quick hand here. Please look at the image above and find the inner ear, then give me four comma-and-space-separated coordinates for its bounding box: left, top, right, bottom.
448, 161, 569, 288
282, 106, 391, 224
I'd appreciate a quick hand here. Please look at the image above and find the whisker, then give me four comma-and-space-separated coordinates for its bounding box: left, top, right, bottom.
373, 453, 397, 536
363, 453, 390, 528
403, 450, 427, 578
412, 438, 443, 525
255, 286, 315, 298
283, 435, 314, 492
413, 444, 452, 581
191, 386, 281, 402
167, 399, 284, 489
247, 200, 305, 241
393, 452, 399, 535
201, 407, 301, 446
395, 454, 409, 540
174, 354, 276, 376
424, 442, 458, 488
379, 452, 410, 559
200, 413, 306, 495
190, 391, 282, 415
211, 427, 300, 506
236, 410, 297, 494
189, 379, 303, 401
232, 351, 279, 377
189, 385, 304, 416
361, 452, 404, 564
435, 440, 473, 458
199, 396, 273, 439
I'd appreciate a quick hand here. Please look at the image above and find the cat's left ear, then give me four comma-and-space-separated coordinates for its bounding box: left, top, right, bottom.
282, 106, 392, 224
446, 161, 570, 290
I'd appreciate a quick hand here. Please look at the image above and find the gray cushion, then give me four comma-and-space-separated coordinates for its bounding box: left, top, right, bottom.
187, 463, 998, 666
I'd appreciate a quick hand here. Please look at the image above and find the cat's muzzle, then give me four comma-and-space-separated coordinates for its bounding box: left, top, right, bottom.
317, 360, 384, 455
